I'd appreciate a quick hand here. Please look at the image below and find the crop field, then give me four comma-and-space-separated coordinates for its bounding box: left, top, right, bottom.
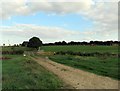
42, 45, 119, 80
2, 54, 63, 89
42, 45, 119, 54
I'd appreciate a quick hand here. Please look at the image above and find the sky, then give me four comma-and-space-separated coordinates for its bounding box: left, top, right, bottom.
0, 0, 119, 45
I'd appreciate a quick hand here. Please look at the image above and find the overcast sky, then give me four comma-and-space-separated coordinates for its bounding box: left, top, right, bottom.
0, 0, 119, 45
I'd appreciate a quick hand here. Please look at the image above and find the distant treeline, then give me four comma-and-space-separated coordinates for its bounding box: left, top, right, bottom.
43, 41, 120, 46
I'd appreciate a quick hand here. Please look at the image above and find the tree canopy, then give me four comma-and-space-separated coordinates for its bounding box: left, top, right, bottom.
27, 37, 42, 49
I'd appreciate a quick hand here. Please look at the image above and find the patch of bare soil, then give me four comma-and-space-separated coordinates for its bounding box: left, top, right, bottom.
31, 57, 119, 89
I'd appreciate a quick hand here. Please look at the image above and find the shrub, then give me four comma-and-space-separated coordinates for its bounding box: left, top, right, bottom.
2, 50, 24, 55
55, 51, 115, 57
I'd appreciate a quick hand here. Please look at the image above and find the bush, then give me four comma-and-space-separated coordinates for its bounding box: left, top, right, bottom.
55, 51, 115, 57
2, 50, 24, 55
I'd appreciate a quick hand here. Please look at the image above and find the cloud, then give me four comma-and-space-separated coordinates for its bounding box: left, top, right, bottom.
1, 23, 118, 44
1, 1, 118, 31
1, 0, 118, 20
0, 0, 29, 19
1, 24, 80, 41
1, 1, 118, 32
0, 0, 94, 19
81, 2, 118, 40
27, 1, 93, 14
0, 0, 118, 43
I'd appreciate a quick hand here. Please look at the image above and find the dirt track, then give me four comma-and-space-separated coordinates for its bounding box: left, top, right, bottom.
31, 56, 119, 89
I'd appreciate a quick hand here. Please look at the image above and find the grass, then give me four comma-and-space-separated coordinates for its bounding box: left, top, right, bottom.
49, 55, 119, 80
2, 54, 63, 89
41, 45, 119, 54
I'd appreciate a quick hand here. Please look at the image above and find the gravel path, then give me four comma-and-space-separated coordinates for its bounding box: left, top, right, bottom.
31, 57, 119, 89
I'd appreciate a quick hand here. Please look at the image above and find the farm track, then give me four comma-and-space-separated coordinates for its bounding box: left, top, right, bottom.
31, 56, 119, 89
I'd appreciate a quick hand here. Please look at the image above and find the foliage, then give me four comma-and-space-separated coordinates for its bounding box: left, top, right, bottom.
27, 37, 42, 49
21, 41, 29, 47
43, 41, 120, 46
55, 51, 118, 57
2, 50, 24, 55
2, 46, 36, 52
1, 46, 37, 55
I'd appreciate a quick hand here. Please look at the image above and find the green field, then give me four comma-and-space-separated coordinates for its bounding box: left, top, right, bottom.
42, 45, 119, 54
2, 54, 63, 89
42, 45, 119, 80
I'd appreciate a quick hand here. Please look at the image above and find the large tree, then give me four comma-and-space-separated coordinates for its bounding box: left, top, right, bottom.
27, 37, 42, 49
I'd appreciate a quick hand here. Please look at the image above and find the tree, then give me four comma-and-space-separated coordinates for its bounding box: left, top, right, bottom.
13, 44, 17, 47
27, 37, 42, 49
62, 41, 67, 45
3, 44, 5, 47
22, 41, 29, 47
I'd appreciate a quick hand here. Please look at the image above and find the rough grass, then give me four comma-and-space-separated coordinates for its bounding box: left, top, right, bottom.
41, 45, 119, 54
2, 54, 63, 89
49, 55, 119, 80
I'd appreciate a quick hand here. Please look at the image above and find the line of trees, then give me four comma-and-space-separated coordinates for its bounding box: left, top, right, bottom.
43, 41, 120, 46
20, 37, 120, 47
